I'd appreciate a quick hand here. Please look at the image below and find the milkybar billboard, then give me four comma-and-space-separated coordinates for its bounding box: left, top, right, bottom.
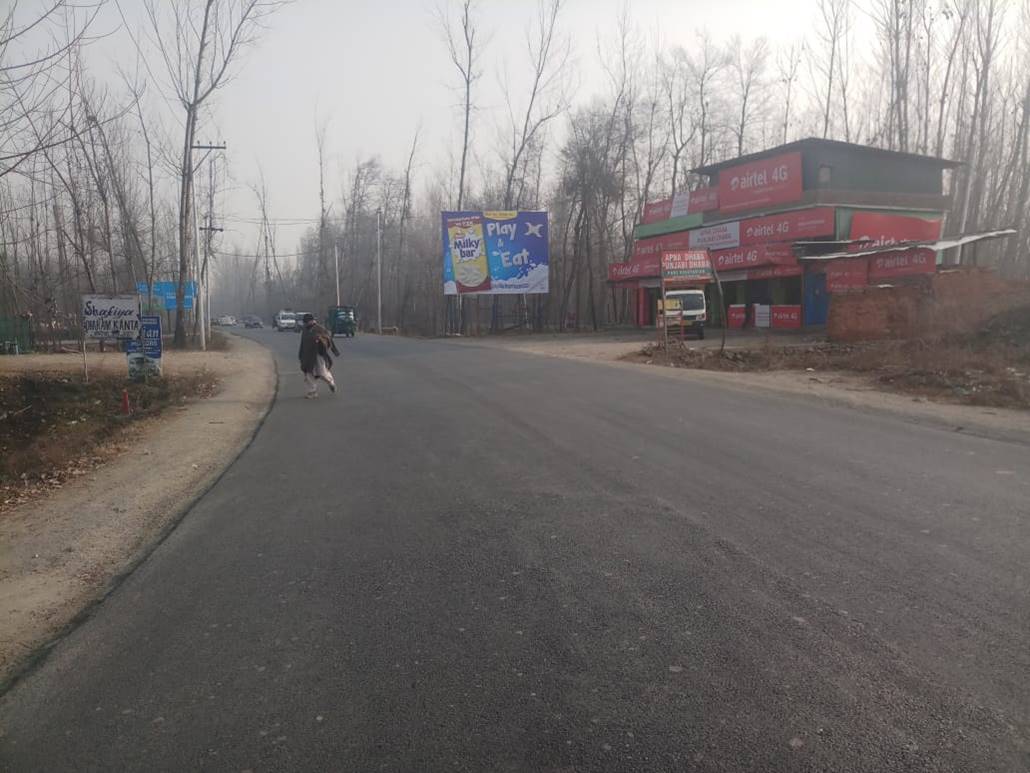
443, 211, 549, 295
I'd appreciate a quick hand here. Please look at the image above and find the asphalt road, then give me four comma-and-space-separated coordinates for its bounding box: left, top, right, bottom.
2, 331, 1029, 772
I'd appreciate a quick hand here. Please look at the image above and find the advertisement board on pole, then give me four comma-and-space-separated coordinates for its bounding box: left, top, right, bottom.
443, 210, 549, 295
82, 295, 141, 339
718, 151, 803, 214
661, 250, 714, 282
126, 315, 163, 379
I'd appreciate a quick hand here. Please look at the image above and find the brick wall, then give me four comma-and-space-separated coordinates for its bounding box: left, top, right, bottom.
828, 268, 1030, 341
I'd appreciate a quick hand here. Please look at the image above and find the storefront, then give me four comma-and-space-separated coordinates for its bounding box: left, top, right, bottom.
609, 138, 958, 328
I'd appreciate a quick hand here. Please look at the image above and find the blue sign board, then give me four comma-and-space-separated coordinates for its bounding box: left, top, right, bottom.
126, 315, 162, 379
136, 281, 196, 310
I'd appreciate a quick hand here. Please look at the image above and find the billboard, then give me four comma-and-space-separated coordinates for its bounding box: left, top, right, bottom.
136, 281, 197, 310
443, 210, 549, 295
641, 188, 719, 224
718, 151, 803, 214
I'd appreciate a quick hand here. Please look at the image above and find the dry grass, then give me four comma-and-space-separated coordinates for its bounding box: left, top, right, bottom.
631, 306, 1030, 410
0, 371, 219, 504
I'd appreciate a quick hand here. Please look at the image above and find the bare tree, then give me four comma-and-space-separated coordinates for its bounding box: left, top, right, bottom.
438, 0, 483, 211
777, 41, 803, 144
144, 0, 285, 346
730, 35, 770, 156
814, 0, 849, 139
500, 0, 569, 209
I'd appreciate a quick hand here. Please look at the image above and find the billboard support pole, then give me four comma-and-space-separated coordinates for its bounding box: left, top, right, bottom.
376, 208, 383, 334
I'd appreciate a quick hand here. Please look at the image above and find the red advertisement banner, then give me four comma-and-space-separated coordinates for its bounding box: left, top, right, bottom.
718, 152, 803, 214
867, 247, 937, 280
770, 305, 802, 329
740, 207, 836, 246
642, 188, 720, 224
849, 212, 943, 246
710, 243, 797, 272
826, 257, 869, 293
609, 257, 659, 281
642, 199, 673, 224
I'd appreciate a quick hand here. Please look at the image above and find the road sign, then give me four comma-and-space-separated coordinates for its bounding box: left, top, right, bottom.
136, 281, 196, 310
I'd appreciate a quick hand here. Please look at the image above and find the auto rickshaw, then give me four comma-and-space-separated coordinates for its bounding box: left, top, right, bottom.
327, 305, 357, 337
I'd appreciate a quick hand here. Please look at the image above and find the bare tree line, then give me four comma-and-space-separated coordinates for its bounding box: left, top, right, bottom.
3, 0, 1029, 346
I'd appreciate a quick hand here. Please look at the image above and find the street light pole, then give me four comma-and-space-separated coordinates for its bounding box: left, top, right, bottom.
376, 208, 382, 334
334, 242, 340, 306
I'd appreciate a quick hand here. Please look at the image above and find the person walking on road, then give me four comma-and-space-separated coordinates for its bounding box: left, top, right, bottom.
299, 313, 340, 398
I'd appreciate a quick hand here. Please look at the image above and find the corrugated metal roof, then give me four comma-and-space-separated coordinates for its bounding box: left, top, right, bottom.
692, 138, 962, 176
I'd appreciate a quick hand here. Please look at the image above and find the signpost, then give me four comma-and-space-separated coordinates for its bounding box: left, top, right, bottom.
125, 315, 163, 380
659, 250, 715, 352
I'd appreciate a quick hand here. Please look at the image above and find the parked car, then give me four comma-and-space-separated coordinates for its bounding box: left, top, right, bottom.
243, 315, 263, 329
215, 314, 237, 327
274, 311, 296, 332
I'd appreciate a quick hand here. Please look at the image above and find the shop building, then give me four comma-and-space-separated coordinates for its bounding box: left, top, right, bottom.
610, 138, 959, 328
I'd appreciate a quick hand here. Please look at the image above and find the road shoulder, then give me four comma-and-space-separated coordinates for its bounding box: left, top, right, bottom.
442, 334, 1030, 445
0, 334, 276, 689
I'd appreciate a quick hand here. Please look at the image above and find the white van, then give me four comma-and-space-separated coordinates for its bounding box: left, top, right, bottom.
662, 289, 707, 339
274, 311, 296, 332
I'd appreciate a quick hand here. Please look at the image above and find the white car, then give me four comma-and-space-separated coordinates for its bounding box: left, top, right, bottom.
215, 315, 237, 327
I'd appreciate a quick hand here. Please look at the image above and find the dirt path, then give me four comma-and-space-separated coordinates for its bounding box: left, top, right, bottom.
0, 335, 276, 686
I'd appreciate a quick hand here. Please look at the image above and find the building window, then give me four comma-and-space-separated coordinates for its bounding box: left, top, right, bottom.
818, 165, 833, 187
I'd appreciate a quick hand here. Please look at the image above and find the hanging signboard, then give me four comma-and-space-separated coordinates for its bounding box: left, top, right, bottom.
443, 210, 549, 295
82, 294, 141, 339
125, 315, 163, 379
718, 151, 803, 214
740, 207, 836, 246
661, 250, 714, 282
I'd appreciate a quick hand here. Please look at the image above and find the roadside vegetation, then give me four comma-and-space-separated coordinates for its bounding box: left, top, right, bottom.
631, 306, 1030, 410
0, 372, 219, 511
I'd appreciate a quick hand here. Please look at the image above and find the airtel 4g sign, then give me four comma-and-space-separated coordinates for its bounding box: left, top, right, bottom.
718, 152, 803, 214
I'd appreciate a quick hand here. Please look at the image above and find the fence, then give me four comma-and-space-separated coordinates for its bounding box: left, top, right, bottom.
0, 317, 33, 354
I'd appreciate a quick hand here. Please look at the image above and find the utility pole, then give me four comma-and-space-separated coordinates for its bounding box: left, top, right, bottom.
190, 143, 226, 351
334, 241, 341, 306
376, 208, 383, 334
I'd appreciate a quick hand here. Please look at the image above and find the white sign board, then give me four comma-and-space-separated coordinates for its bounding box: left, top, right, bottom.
688, 221, 740, 251
82, 295, 141, 339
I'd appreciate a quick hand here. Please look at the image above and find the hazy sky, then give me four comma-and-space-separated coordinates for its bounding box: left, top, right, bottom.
78, 0, 828, 251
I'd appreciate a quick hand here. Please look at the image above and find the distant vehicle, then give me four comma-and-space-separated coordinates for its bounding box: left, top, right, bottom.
243, 315, 263, 329
292, 312, 314, 332
215, 314, 237, 327
274, 311, 296, 332
327, 305, 357, 337
660, 289, 706, 339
